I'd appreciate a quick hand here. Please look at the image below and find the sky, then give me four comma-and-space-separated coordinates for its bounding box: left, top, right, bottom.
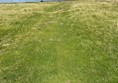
0, 0, 44, 2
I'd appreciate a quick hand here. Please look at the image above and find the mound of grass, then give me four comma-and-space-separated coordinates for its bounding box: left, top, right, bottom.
0, 1, 118, 83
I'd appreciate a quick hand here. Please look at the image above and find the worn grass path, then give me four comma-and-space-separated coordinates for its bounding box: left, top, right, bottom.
0, 2, 118, 83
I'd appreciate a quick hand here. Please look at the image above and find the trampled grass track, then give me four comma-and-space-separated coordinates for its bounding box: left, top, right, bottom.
0, 1, 118, 83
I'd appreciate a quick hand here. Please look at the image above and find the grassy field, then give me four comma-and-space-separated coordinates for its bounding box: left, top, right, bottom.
0, 1, 118, 83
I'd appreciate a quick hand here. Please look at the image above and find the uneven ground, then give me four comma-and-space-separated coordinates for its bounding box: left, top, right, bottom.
0, 1, 118, 83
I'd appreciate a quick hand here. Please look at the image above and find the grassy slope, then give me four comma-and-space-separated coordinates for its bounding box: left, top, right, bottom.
0, 1, 118, 83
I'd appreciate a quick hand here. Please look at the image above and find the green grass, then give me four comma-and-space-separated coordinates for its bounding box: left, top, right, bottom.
0, 1, 118, 83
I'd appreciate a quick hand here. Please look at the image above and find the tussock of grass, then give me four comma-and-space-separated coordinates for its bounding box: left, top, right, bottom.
0, 1, 118, 83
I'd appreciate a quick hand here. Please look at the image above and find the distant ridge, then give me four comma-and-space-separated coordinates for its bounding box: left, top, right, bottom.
0, 0, 63, 3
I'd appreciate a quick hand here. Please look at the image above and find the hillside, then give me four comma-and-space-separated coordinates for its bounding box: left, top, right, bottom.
0, 1, 118, 83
